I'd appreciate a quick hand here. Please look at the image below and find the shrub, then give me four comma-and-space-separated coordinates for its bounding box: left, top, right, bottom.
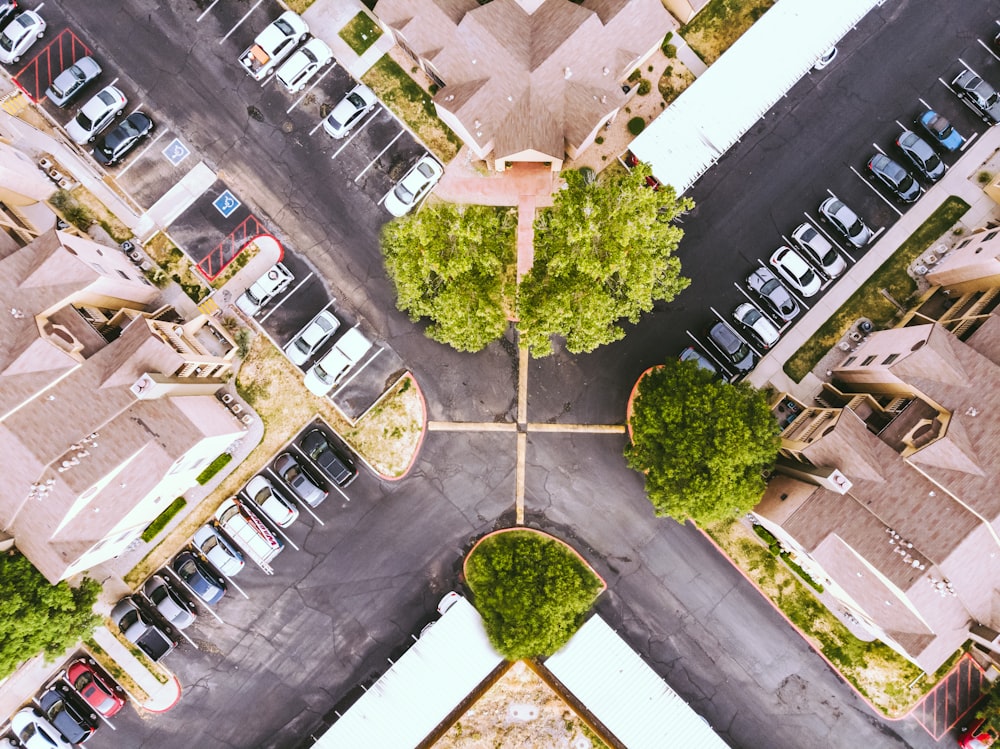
595, 136, 604, 145
627, 117, 645, 135
141, 498, 186, 542
636, 79, 652, 96
627, 68, 641, 83
195, 453, 233, 485
664, 43, 677, 58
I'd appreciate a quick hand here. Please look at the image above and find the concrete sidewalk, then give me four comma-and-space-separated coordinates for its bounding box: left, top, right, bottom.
748, 125, 1000, 399
303, 0, 395, 80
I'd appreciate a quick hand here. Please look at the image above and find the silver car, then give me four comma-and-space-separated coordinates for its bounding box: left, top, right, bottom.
324, 83, 378, 138
0, 10, 45, 65
192, 523, 245, 577
953, 69, 1000, 124
143, 574, 196, 630
791, 222, 846, 279
45, 55, 102, 107
274, 452, 328, 507
747, 267, 799, 322
65, 85, 127, 144
819, 196, 872, 249
243, 474, 299, 528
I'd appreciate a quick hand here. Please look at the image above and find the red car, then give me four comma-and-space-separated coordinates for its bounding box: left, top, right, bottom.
66, 658, 126, 718
959, 717, 995, 749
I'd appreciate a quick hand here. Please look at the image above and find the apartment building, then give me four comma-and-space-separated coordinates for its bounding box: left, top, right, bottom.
0, 229, 244, 582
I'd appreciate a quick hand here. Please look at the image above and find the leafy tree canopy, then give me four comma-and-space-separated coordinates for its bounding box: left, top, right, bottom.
0, 552, 100, 680
625, 360, 781, 524
381, 202, 516, 352
974, 683, 1000, 737
518, 163, 693, 356
466, 530, 603, 660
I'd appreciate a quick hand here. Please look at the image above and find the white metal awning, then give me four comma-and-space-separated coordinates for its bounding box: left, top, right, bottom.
628, 0, 881, 193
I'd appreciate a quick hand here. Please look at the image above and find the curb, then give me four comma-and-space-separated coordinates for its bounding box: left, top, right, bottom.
140, 674, 183, 714
624, 365, 660, 443
373, 372, 428, 482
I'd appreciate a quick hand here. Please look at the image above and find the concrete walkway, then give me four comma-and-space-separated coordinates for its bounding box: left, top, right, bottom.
673, 34, 709, 77
303, 0, 395, 80
748, 125, 1000, 399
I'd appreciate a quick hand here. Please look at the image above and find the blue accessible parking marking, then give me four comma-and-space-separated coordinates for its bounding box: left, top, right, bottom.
213, 190, 242, 218
163, 138, 191, 166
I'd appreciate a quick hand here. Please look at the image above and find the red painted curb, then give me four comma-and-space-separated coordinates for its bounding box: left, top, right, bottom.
624, 366, 660, 442
141, 674, 183, 713
374, 372, 427, 482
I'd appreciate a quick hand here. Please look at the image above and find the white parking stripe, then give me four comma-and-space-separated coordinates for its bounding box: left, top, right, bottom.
197, 0, 222, 22
961, 131, 979, 151
355, 130, 403, 183
872, 142, 886, 155
128, 103, 145, 117
978, 38, 1000, 63
848, 165, 903, 216
685, 330, 730, 376
220, 0, 263, 43
286, 63, 338, 114
117, 128, 167, 177
330, 344, 383, 398
918, 96, 933, 110
329, 108, 380, 160
266, 464, 327, 525
259, 272, 314, 323
957, 58, 978, 77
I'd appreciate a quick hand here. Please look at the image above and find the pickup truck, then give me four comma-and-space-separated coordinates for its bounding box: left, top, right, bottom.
110, 597, 178, 662
238, 11, 309, 81
215, 498, 284, 573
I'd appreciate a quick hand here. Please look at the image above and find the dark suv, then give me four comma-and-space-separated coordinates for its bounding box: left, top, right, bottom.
300, 429, 357, 487
38, 685, 98, 744
706, 321, 756, 374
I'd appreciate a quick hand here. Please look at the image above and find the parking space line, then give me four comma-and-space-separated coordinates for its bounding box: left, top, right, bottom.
286, 64, 337, 114
685, 330, 730, 376
266, 465, 327, 525
259, 272, 314, 323
961, 131, 979, 151
872, 142, 886, 155
329, 108, 380, 159
894, 119, 906, 130
129, 103, 145, 117
117, 128, 167, 177
221, 0, 263, 43
710, 306, 763, 359
330, 343, 383, 398
756, 257, 810, 311
162, 565, 227, 624
956, 58, 978, 77
848, 165, 903, 216
173, 624, 200, 649
197, 0, 222, 22
978, 38, 1000, 63
355, 130, 403, 183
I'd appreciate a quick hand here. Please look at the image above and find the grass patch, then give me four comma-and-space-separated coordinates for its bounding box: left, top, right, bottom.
707, 519, 961, 716
681, 0, 776, 65
362, 55, 462, 163
658, 62, 695, 106
196, 453, 233, 485
140, 497, 186, 543
283, 0, 317, 12
144, 232, 210, 304
752, 523, 823, 593
49, 189, 93, 231
339, 11, 382, 56
783, 196, 969, 382
209, 241, 259, 289
345, 374, 424, 477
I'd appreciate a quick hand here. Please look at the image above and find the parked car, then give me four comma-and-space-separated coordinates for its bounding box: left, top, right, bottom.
65, 658, 126, 718
812, 46, 837, 71
275, 37, 331, 93
819, 196, 872, 248
10, 707, 71, 749
38, 686, 98, 745
678, 345, 717, 375
172, 550, 227, 605
238, 10, 308, 81
274, 451, 328, 507
94, 112, 154, 166
216, 498, 284, 569
284, 309, 340, 366
0, 1, 19, 31
191, 523, 245, 577
916, 109, 965, 151
747, 267, 799, 322
143, 574, 197, 630
384, 155, 443, 217
705, 321, 756, 374
866, 154, 921, 203
733, 302, 780, 349
110, 597, 177, 661
236, 262, 294, 316
300, 428, 357, 487
243, 474, 299, 527
45, 55, 102, 108
790, 221, 846, 279
957, 716, 995, 749
953, 69, 1000, 124
324, 83, 378, 139
65, 85, 126, 144
303, 327, 373, 396
0, 9, 44, 64
896, 130, 944, 181
770, 246, 822, 297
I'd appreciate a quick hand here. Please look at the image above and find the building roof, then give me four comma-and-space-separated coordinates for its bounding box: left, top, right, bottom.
376, 0, 671, 161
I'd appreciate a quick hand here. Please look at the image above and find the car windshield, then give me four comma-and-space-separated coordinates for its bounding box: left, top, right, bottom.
201, 535, 219, 554
0, 34, 14, 52
799, 267, 816, 285
44, 700, 66, 722
928, 115, 951, 136
743, 308, 762, 325
252, 486, 271, 505
394, 183, 415, 203
274, 18, 294, 34
97, 91, 115, 107
821, 248, 839, 266
845, 216, 863, 237
76, 111, 95, 130
347, 92, 365, 107
761, 279, 780, 296
178, 558, 197, 577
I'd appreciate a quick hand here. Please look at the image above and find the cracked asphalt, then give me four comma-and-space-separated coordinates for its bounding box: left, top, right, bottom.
40, 0, 993, 746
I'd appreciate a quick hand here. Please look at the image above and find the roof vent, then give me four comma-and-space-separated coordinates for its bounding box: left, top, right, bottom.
564, 67, 572, 79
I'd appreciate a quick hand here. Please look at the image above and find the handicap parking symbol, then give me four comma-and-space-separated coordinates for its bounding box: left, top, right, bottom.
163, 138, 190, 166
213, 190, 241, 219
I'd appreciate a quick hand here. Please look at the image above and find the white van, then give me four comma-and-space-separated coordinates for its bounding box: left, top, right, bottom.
215, 498, 283, 573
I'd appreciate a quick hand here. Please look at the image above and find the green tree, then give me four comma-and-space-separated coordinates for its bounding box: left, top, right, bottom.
0, 552, 101, 679
381, 203, 516, 352
466, 531, 603, 660
625, 360, 781, 524
975, 683, 1000, 736
518, 163, 692, 356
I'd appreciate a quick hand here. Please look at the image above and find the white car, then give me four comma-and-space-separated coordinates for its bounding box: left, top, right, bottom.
285, 309, 340, 366
243, 475, 299, 528
236, 262, 294, 316
45, 55, 102, 107
11, 707, 71, 749
0, 10, 45, 65
275, 37, 331, 93
790, 221, 846, 279
304, 327, 373, 396
192, 524, 245, 577
324, 84, 378, 138
770, 246, 821, 298
384, 155, 443, 217
65, 85, 126, 144
239, 10, 308, 81
732, 302, 780, 349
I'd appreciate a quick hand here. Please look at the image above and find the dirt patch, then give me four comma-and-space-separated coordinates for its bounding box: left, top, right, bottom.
433, 661, 610, 749
143, 232, 210, 303
658, 61, 696, 106
681, 0, 776, 65
345, 374, 424, 477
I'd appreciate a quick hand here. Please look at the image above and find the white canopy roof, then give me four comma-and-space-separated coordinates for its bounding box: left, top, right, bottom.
310, 596, 503, 748
628, 0, 881, 193
545, 615, 730, 748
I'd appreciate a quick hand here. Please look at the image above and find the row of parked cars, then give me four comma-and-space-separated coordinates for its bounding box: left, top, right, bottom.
2, 657, 126, 747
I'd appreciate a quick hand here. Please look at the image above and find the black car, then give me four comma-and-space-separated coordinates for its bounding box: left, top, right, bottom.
866, 154, 921, 203
895, 130, 944, 182
38, 685, 98, 744
300, 429, 357, 487
173, 550, 226, 605
94, 112, 153, 166
706, 321, 756, 374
